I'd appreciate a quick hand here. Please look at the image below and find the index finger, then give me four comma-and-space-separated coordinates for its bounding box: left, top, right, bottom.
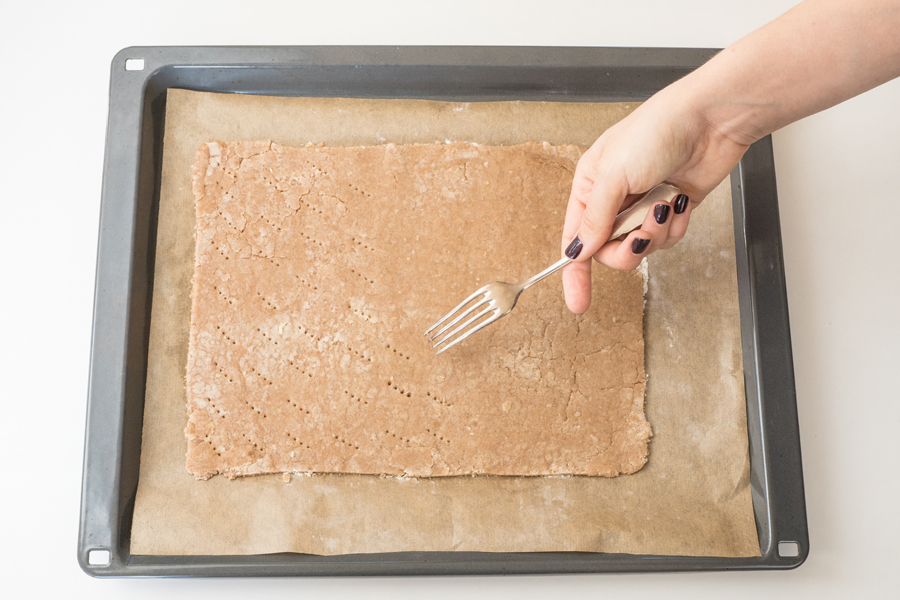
560, 158, 601, 313
562, 174, 632, 309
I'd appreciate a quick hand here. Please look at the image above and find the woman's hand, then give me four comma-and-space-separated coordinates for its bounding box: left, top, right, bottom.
561, 0, 900, 315
560, 85, 750, 314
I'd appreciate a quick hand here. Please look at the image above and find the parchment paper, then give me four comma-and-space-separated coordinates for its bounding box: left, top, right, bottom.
130, 89, 759, 557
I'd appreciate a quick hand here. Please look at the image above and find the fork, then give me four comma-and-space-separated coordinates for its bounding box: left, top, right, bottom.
425, 183, 681, 353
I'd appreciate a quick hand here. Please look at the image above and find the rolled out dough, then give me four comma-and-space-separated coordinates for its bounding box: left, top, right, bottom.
186, 140, 651, 479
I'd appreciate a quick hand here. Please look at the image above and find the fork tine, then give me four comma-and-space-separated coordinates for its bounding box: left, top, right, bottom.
424, 286, 490, 336
434, 312, 501, 355
426, 297, 491, 343
431, 306, 496, 351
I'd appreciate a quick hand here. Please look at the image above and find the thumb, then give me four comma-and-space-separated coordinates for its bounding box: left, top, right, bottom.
564, 176, 629, 262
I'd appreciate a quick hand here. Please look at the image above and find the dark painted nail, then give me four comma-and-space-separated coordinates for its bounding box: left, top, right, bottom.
674, 194, 689, 214
565, 237, 583, 260
631, 237, 650, 254
654, 204, 670, 224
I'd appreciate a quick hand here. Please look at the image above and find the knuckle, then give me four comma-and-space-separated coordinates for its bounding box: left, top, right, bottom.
576, 148, 600, 177
667, 229, 686, 245
610, 256, 641, 272
626, 250, 652, 270
580, 209, 606, 237
659, 235, 682, 250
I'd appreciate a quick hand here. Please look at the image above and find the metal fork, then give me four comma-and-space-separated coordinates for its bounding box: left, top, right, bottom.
425, 183, 681, 353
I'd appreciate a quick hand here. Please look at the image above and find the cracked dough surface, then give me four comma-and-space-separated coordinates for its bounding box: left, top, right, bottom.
186, 140, 650, 479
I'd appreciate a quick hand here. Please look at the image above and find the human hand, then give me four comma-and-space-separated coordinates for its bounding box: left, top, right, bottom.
560, 85, 752, 314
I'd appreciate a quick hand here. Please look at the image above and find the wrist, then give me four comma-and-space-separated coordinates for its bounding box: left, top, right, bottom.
666, 62, 772, 148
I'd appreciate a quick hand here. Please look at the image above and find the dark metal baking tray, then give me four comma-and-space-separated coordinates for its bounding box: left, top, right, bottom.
79, 46, 807, 576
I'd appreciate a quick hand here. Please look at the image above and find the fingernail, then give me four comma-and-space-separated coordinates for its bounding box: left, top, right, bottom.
565, 237, 583, 260
631, 237, 650, 254
674, 194, 689, 214
654, 204, 670, 224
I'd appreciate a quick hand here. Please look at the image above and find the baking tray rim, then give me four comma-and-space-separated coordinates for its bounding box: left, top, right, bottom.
79, 45, 808, 577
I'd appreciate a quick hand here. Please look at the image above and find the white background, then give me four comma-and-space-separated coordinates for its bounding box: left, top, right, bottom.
2, 0, 898, 597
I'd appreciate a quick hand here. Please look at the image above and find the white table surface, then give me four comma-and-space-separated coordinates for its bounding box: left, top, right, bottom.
2, 1, 897, 597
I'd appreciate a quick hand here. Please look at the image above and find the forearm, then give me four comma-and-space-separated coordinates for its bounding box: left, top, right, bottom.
673, 0, 900, 145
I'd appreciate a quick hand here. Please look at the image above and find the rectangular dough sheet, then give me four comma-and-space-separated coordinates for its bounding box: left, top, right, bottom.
186, 140, 650, 479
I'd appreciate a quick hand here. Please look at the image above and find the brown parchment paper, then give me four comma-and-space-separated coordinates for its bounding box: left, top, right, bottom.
130, 89, 759, 557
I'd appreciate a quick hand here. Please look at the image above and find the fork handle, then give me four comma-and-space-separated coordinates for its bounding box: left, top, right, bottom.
609, 183, 682, 239
520, 256, 572, 290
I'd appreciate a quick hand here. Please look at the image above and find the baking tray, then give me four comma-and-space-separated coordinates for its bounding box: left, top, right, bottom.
79, 46, 807, 576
